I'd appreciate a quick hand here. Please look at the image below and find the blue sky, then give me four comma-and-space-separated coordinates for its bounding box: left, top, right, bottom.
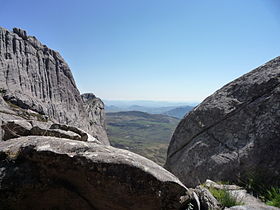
1, 0, 280, 102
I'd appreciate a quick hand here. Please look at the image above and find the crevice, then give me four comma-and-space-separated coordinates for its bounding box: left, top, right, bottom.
12, 36, 17, 54
55, 179, 98, 210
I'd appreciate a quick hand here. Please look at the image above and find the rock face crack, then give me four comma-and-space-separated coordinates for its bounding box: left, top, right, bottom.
53, 178, 98, 210
167, 81, 280, 159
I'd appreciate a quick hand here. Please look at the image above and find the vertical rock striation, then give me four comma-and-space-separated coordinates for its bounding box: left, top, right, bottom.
0, 27, 109, 144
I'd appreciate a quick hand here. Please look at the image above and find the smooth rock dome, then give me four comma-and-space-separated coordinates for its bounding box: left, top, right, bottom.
165, 56, 280, 187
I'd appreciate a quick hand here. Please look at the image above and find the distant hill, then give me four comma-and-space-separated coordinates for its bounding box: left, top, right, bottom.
105, 111, 180, 165
103, 100, 198, 107
163, 106, 194, 118
105, 105, 178, 114
105, 104, 195, 115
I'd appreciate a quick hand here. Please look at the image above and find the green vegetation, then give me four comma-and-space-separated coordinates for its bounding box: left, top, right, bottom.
106, 111, 179, 165
265, 187, 280, 207
239, 172, 280, 208
0, 88, 6, 95
208, 187, 243, 208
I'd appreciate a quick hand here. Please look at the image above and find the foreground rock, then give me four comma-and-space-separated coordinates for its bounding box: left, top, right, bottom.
165, 57, 280, 187
194, 185, 222, 210
0, 27, 108, 144
0, 136, 195, 210
225, 205, 279, 210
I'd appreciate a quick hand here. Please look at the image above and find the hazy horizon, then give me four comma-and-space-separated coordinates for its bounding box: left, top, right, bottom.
103, 99, 198, 107
1, 0, 280, 102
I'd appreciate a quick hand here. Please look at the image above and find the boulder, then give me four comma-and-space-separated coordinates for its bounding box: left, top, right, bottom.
194, 186, 222, 210
1, 120, 32, 140
0, 136, 195, 210
165, 56, 280, 187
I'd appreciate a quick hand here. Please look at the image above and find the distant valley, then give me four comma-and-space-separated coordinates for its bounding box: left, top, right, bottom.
105, 103, 194, 118
105, 111, 180, 165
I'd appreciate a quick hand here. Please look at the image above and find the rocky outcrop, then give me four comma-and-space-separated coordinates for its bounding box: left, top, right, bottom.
165, 56, 280, 187
0, 27, 108, 144
0, 136, 195, 210
194, 186, 221, 210
1, 120, 100, 143
81, 93, 109, 144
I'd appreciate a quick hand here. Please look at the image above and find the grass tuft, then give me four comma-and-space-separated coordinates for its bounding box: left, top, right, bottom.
209, 187, 243, 208
265, 187, 280, 207
239, 172, 280, 208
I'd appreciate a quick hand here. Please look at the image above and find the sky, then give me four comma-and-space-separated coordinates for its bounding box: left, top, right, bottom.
1, 0, 280, 103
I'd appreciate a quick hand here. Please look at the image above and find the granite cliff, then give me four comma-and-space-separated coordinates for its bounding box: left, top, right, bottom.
0, 27, 108, 144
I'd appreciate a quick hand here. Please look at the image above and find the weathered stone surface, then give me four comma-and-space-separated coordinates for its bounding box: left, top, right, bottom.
225, 205, 279, 210
1, 120, 101, 144
0, 27, 108, 144
194, 186, 221, 210
0, 136, 194, 210
165, 56, 280, 187
49, 123, 100, 143
81, 93, 109, 145
1, 120, 32, 140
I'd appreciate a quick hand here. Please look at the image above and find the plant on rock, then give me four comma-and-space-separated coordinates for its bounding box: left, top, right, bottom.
208, 187, 243, 208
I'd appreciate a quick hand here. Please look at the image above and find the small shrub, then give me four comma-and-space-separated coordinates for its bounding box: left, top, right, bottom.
209, 187, 243, 208
239, 172, 280, 207
185, 203, 194, 210
240, 172, 268, 197
265, 187, 280, 207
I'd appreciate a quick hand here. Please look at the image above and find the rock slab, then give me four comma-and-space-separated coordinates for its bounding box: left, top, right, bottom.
0, 136, 192, 210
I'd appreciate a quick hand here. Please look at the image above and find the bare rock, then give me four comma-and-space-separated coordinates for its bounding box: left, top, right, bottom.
1, 120, 100, 144
1, 120, 32, 140
194, 186, 222, 210
30, 126, 81, 141
49, 123, 101, 143
0, 26, 109, 145
0, 136, 194, 210
225, 205, 279, 210
165, 56, 280, 187
81, 93, 109, 145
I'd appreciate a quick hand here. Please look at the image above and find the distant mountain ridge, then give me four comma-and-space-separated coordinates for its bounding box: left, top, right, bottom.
105, 104, 194, 116
163, 106, 194, 118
